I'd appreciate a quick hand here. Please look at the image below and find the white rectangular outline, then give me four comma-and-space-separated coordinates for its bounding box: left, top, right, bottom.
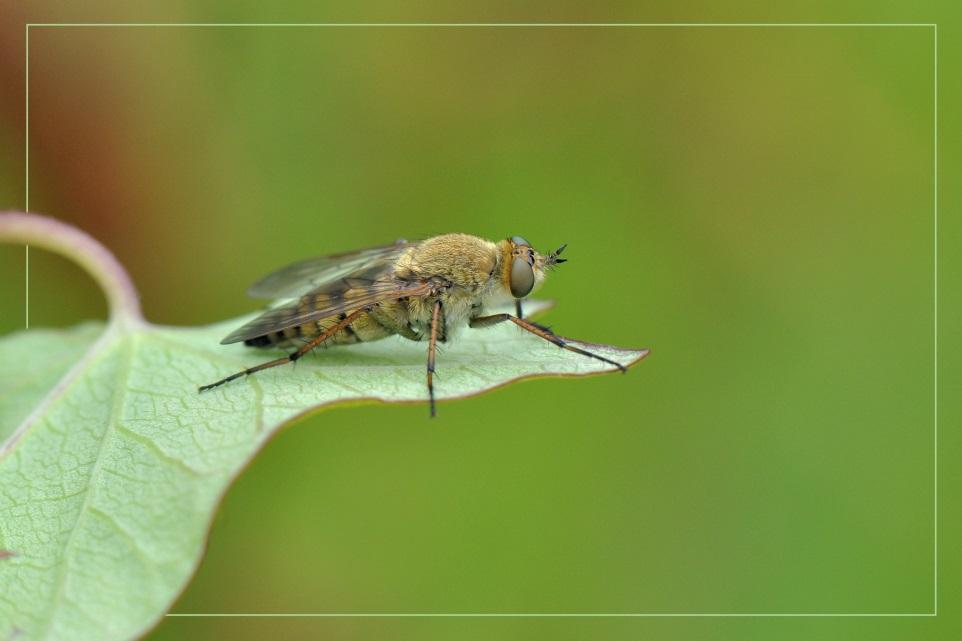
22, 22, 938, 618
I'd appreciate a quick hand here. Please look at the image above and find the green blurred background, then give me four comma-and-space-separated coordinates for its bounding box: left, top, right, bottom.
1, 3, 959, 640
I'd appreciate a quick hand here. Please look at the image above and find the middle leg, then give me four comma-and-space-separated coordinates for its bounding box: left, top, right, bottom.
426, 299, 443, 417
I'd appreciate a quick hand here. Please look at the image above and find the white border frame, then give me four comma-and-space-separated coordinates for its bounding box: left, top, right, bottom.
22, 22, 939, 619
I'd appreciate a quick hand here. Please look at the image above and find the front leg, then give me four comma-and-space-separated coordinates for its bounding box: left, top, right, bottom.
469, 313, 626, 372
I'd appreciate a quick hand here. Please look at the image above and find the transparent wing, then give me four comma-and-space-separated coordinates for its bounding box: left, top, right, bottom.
221, 264, 430, 345
246, 241, 416, 299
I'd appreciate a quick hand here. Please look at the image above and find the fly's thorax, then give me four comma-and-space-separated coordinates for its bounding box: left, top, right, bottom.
395, 234, 499, 292
390, 284, 482, 343
438, 287, 484, 338
480, 279, 516, 310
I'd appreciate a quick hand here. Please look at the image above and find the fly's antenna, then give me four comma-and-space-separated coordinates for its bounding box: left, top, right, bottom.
546, 243, 568, 268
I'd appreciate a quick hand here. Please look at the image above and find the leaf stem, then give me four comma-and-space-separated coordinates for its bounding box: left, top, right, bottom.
0, 212, 143, 325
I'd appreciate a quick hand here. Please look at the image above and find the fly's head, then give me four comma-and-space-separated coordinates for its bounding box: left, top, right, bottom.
496, 236, 567, 300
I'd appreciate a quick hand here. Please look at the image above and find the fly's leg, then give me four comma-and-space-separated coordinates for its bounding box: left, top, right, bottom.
426, 299, 442, 418
469, 313, 626, 372
199, 307, 370, 392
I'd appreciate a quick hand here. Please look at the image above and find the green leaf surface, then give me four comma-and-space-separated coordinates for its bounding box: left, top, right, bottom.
0, 214, 647, 641
0, 323, 102, 444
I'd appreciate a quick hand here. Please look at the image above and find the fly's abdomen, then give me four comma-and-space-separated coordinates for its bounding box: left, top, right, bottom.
243, 311, 394, 348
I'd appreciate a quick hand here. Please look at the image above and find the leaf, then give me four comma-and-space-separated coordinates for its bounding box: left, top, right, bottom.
0, 213, 648, 641
0, 323, 102, 444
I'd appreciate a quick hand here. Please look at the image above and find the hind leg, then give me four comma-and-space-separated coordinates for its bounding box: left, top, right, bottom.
199, 307, 370, 392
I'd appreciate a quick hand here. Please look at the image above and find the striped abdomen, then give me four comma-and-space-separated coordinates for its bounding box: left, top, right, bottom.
243, 308, 397, 349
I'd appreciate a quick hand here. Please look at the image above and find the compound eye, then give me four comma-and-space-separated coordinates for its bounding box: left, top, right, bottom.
511, 235, 530, 247
510, 256, 535, 298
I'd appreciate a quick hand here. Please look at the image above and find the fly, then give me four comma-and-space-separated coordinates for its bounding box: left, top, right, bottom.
199, 234, 625, 416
